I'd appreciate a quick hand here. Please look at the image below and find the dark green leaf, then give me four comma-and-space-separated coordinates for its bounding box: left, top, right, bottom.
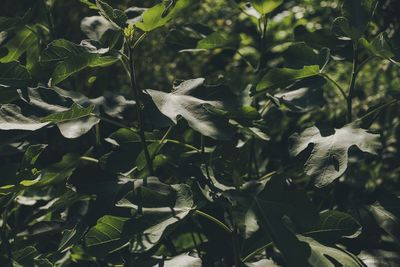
255, 65, 320, 94
41, 103, 95, 123
41, 39, 118, 86
196, 31, 240, 50
0, 61, 31, 87
96, 0, 127, 28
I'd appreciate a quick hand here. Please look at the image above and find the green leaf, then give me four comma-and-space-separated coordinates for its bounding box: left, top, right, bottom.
41, 103, 95, 123
29, 153, 80, 187
0, 61, 31, 87
289, 123, 381, 187
300, 236, 364, 267
334, 0, 378, 40
0, 27, 37, 64
305, 210, 362, 242
41, 39, 118, 86
368, 194, 400, 241
283, 42, 330, 70
196, 31, 240, 50
360, 32, 400, 66
250, 0, 283, 15
253, 177, 317, 267
85, 183, 194, 254
255, 65, 320, 94
145, 78, 236, 140
135, 0, 194, 32
85, 215, 131, 255
96, 0, 127, 28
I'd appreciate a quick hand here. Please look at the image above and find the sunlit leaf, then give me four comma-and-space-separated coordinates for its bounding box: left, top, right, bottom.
289, 123, 381, 187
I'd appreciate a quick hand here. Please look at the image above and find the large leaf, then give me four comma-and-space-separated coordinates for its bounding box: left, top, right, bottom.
41, 39, 118, 86
145, 78, 236, 140
289, 123, 381, 187
85, 182, 194, 255
250, 0, 283, 15
0, 61, 31, 87
255, 65, 320, 94
231, 177, 318, 267
135, 0, 194, 32
300, 236, 364, 267
0, 104, 49, 131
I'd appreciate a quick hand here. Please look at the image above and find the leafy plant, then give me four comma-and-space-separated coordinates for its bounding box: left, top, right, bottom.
1, 0, 400, 266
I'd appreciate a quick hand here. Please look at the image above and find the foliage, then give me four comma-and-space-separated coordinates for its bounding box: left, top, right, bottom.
0, 0, 400, 266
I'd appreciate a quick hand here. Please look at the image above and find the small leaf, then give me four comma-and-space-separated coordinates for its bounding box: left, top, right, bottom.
289, 123, 381, 187
135, 0, 194, 32
255, 65, 320, 94
305, 210, 362, 242
41, 103, 95, 123
96, 0, 127, 28
196, 31, 240, 50
250, 0, 283, 15
368, 194, 400, 241
360, 32, 400, 65
283, 42, 330, 70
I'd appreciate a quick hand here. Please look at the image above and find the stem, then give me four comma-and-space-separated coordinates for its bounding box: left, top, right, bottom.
42, 0, 55, 40
194, 210, 232, 234
320, 73, 347, 101
347, 42, 359, 123
242, 242, 273, 262
127, 44, 154, 176
356, 98, 400, 122
257, 15, 268, 73
80, 156, 99, 164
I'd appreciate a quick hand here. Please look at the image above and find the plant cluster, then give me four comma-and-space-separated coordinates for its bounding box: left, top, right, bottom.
0, 0, 399, 266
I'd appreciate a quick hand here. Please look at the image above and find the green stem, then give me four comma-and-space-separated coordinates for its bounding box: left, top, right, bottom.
320, 73, 347, 101
257, 15, 268, 73
42, 0, 55, 40
127, 44, 154, 176
347, 42, 359, 123
356, 98, 400, 122
194, 210, 232, 234
242, 242, 273, 262
80, 156, 99, 164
